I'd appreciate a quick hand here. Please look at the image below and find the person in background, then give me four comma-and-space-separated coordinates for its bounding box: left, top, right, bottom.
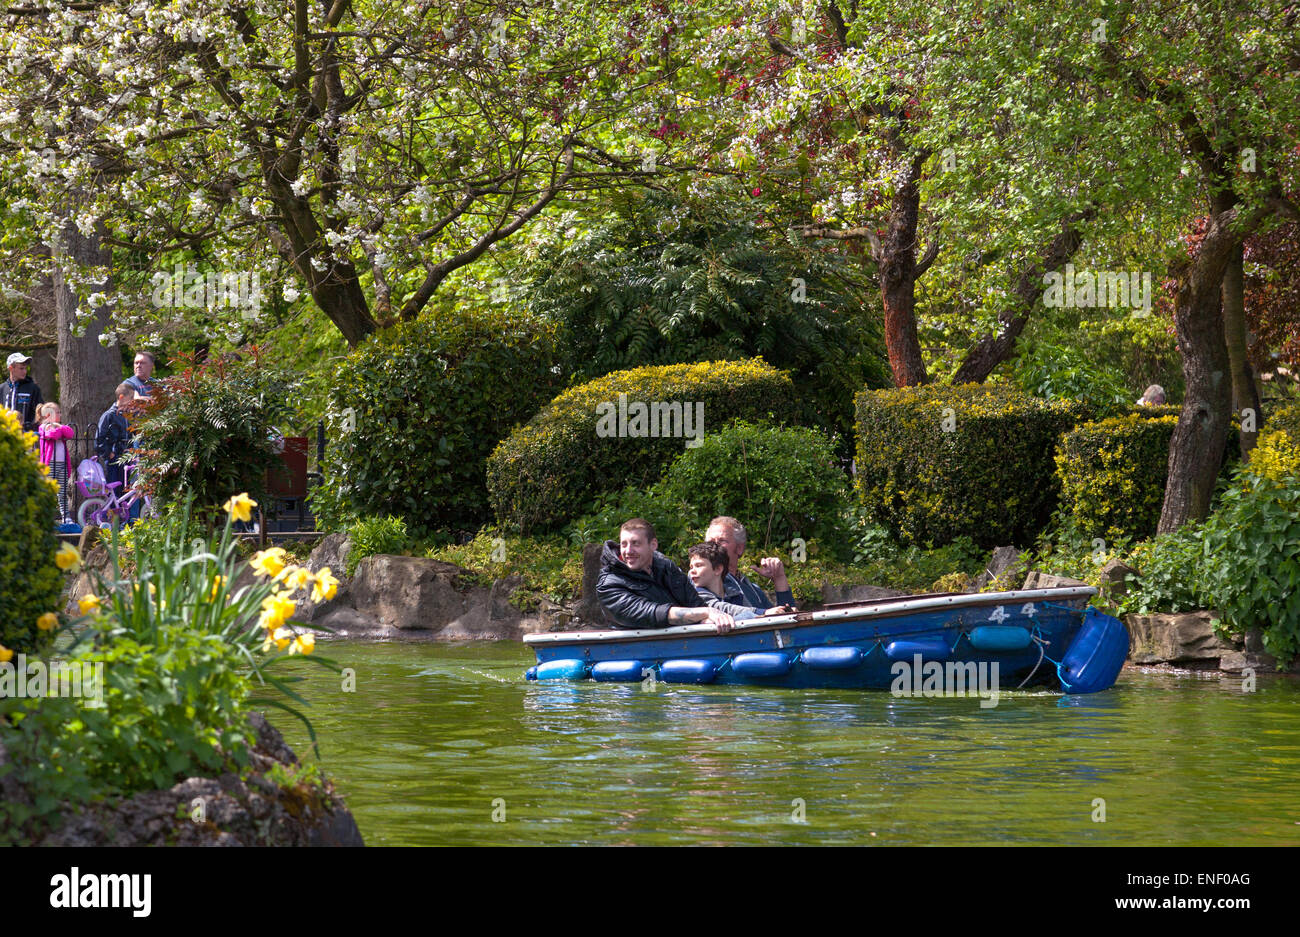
705, 515, 796, 611
38, 402, 75, 524
124, 350, 156, 400
3, 352, 45, 432
1137, 384, 1166, 406
96, 382, 135, 496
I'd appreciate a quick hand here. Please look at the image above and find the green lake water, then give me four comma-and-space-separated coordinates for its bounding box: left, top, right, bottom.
278, 640, 1300, 846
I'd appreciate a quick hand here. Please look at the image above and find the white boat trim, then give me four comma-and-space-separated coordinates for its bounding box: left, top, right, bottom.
524, 586, 1097, 645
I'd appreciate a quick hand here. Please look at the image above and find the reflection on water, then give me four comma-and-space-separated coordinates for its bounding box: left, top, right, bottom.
277, 641, 1300, 846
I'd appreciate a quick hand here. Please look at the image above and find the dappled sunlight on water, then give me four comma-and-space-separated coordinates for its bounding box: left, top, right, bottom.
278, 641, 1300, 845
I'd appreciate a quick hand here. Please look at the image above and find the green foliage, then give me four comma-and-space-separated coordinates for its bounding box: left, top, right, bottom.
131, 347, 296, 527
317, 306, 562, 538
487, 358, 795, 533
1202, 430, 1300, 663
346, 515, 410, 577
564, 486, 696, 560
781, 535, 987, 603
654, 421, 851, 553
425, 529, 585, 610
1012, 338, 1134, 416
67, 626, 254, 793
0, 409, 61, 656
1117, 523, 1211, 617
853, 383, 1086, 549
526, 184, 890, 444
1055, 411, 1180, 542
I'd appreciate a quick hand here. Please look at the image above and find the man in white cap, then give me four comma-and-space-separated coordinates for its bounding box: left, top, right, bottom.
3, 352, 45, 432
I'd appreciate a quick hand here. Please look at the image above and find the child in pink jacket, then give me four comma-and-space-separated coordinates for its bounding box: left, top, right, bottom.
38, 402, 75, 524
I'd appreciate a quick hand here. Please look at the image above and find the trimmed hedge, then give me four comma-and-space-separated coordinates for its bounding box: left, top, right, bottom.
487, 359, 795, 532
316, 307, 562, 537
1055, 411, 1179, 542
854, 383, 1085, 548
0, 409, 62, 656
655, 420, 850, 553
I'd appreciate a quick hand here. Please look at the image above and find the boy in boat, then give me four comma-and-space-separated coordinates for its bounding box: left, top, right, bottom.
597, 518, 737, 634
706, 516, 796, 611
687, 542, 792, 619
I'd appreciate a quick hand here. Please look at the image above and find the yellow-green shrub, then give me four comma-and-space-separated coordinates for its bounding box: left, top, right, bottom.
1055, 412, 1179, 541
854, 383, 1085, 548
487, 359, 794, 532
0, 409, 61, 656
1266, 401, 1300, 441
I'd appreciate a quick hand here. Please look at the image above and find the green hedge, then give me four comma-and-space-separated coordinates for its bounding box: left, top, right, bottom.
655, 420, 850, 553
317, 307, 562, 537
854, 383, 1085, 548
1055, 411, 1179, 542
487, 359, 795, 533
0, 410, 61, 656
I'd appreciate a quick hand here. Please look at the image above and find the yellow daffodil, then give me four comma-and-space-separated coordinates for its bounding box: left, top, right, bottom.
249, 547, 288, 578
272, 626, 293, 651
0, 645, 12, 664
258, 592, 297, 630
55, 543, 81, 571
78, 594, 102, 615
208, 575, 227, 601
37, 612, 58, 631
224, 492, 257, 522
312, 567, 339, 603
290, 633, 315, 656
280, 566, 314, 591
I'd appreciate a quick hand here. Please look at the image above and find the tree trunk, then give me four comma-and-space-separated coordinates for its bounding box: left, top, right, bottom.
1157, 216, 1241, 534
1220, 242, 1260, 457
952, 208, 1094, 384
52, 219, 122, 440
879, 151, 928, 387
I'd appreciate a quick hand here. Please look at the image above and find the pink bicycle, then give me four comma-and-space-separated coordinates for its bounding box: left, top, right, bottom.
75, 457, 156, 528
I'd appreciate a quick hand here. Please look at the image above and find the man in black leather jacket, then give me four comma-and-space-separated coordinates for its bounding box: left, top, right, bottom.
596, 518, 736, 633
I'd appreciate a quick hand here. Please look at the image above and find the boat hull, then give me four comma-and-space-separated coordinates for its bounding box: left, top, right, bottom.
523, 587, 1126, 695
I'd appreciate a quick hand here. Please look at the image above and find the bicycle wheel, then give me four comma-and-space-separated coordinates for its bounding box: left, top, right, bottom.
77, 497, 107, 528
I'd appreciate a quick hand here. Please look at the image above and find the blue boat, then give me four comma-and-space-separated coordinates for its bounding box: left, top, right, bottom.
523, 587, 1127, 696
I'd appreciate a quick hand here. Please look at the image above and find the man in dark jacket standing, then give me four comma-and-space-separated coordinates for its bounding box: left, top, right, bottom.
3, 352, 45, 432
597, 518, 736, 633
96, 382, 135, 493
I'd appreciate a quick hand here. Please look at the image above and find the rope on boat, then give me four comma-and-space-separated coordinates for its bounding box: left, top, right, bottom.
1035, 605, 1086, 692
1017, 631, 1048, 689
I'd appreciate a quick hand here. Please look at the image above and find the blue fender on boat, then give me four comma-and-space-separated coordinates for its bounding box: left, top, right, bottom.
969, 625, 1033, 651
731, 652, 793, 678
801, 646, 864, 670
1058, 608, 1128, 694
535, 658, 589, 681
660, 659, 718, 684
885, 638, 950, 662
591, 660, 649, 682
